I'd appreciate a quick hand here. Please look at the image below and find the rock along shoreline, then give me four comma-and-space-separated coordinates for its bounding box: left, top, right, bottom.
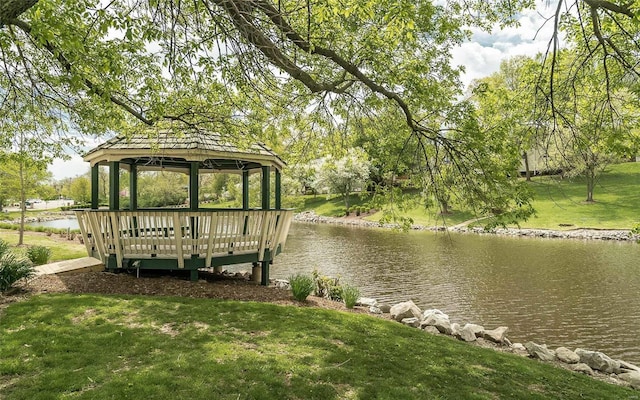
294, 211, 640, 242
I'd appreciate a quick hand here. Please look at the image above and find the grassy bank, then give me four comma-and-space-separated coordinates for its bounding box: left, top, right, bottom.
293, 162, 640, 230
1, 294, 635, 399
0, 230, 87, 262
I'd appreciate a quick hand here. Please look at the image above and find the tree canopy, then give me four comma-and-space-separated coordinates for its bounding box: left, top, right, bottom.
1, 0, 638, 221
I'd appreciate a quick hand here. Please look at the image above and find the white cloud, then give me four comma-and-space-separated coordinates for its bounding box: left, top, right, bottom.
48, 154, 90, 180
451, 3, 556, 88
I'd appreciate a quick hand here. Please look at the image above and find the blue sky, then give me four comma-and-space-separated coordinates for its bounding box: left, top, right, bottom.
48, 2, 554, 180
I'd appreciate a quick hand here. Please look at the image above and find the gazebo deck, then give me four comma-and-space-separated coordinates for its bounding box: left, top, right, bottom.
76, 209, 293, 282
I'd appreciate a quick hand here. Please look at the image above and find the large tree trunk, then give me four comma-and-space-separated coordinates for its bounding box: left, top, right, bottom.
0, 0, 38, 26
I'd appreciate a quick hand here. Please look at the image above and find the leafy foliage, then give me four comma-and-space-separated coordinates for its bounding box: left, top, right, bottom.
288, 274, 315, 302
0, 251, 35, 292
0, 239, 10, 258
312, 269, 342, 301
312, 148, 372, 210
25, 245, 51, 266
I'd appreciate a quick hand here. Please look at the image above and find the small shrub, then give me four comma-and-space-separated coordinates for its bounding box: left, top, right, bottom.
45, 229, 53, 237
0, 239, 10, 258
26, 245, 52, 266
312, 269, 342, 301
288, 274, 315, 301
341, 284, 361, 309
0, 253, 35, 292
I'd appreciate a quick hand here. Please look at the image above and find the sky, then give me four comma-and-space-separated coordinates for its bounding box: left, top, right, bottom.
47, 2, 556, 181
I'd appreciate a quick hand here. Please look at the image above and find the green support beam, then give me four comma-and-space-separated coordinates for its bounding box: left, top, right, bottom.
109, 162, 120, 210
91, 164, 99, 209
261, 166, 270, 210
129, 164, 137, 211
275, 169, 281, 210
189, 162, 199, 211
242, 170, 250, 210
261, 249, 271, 286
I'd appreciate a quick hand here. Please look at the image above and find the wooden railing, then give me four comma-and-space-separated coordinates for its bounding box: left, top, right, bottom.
75, 209, 294, 269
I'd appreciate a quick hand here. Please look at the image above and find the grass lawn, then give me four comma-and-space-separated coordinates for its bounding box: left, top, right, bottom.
0, 230, 87, 262
517, 162, 640, 230
0, 294, 635, 399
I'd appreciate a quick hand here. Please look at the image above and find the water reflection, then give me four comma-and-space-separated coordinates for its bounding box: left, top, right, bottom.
26, 218, 79, 230
272, 223, 640, 364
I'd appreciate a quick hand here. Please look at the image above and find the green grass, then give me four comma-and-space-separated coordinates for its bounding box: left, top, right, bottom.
517, 162, 640, 229
0, 230, 87, 262
0, 294, 635, 399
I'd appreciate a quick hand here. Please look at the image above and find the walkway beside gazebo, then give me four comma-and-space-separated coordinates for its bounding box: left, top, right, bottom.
75, 130, 294, 284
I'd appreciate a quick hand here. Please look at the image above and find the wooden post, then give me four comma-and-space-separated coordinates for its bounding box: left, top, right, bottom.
109, 162, 119, 210
275, 169, 281, 210
129, 164, 138, 211
91, 164, 99, 209
261, 166, 270, 210
242, 170, 250, 210
189, 162, 199, 211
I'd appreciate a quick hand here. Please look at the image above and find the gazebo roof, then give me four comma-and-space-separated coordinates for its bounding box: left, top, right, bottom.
83, 130, 285, 172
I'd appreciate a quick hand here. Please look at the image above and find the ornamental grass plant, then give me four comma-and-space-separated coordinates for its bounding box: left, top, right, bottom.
288, 273, 315, 301
341, 284, 361, 309
26, 245, 52, 266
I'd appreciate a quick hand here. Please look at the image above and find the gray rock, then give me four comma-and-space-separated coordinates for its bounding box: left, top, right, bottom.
356, 297, 378, 307
482, 327, 509, 343
457, 323, 485, 342
274, 279, 290, 290
369, 306, 383, 314
422, 308, 449, 320
378, 304, 392, 313
423, 326, 440, 335
511, 343, 528, 356
572, 363, 594, 375
421, 313, 452, 335
556, 347, 580, 364
512, 343, 526, 351
575, 349, 621, 374
401, 317, 421, 328
390, 301, 422, 322
618, 360, 640, 373
618, 371, 640, 389
525, 342, 556, 361
450, 322, 460, 337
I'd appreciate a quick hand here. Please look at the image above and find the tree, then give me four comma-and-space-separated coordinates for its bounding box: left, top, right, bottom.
541, 56, 640, 202
0, 152, 51, 244
312, 148, 371, 211
137, 171, 188, 208
1, 0, 638, 222
68, 176, 91, 204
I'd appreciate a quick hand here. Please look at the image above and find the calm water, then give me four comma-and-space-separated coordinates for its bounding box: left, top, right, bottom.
26, 218, 640, 363
26, 218, 79, 230
270, 223, 640, 364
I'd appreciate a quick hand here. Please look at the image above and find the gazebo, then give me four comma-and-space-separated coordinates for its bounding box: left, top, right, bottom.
75, 130, 293, 285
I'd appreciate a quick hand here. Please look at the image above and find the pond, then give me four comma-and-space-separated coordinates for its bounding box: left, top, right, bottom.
26, 218, 79, 230
270, 222, 640, 365
25, 218, 640, 364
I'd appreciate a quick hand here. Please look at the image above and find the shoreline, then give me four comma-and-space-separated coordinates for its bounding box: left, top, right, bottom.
294, 211, 639, 242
